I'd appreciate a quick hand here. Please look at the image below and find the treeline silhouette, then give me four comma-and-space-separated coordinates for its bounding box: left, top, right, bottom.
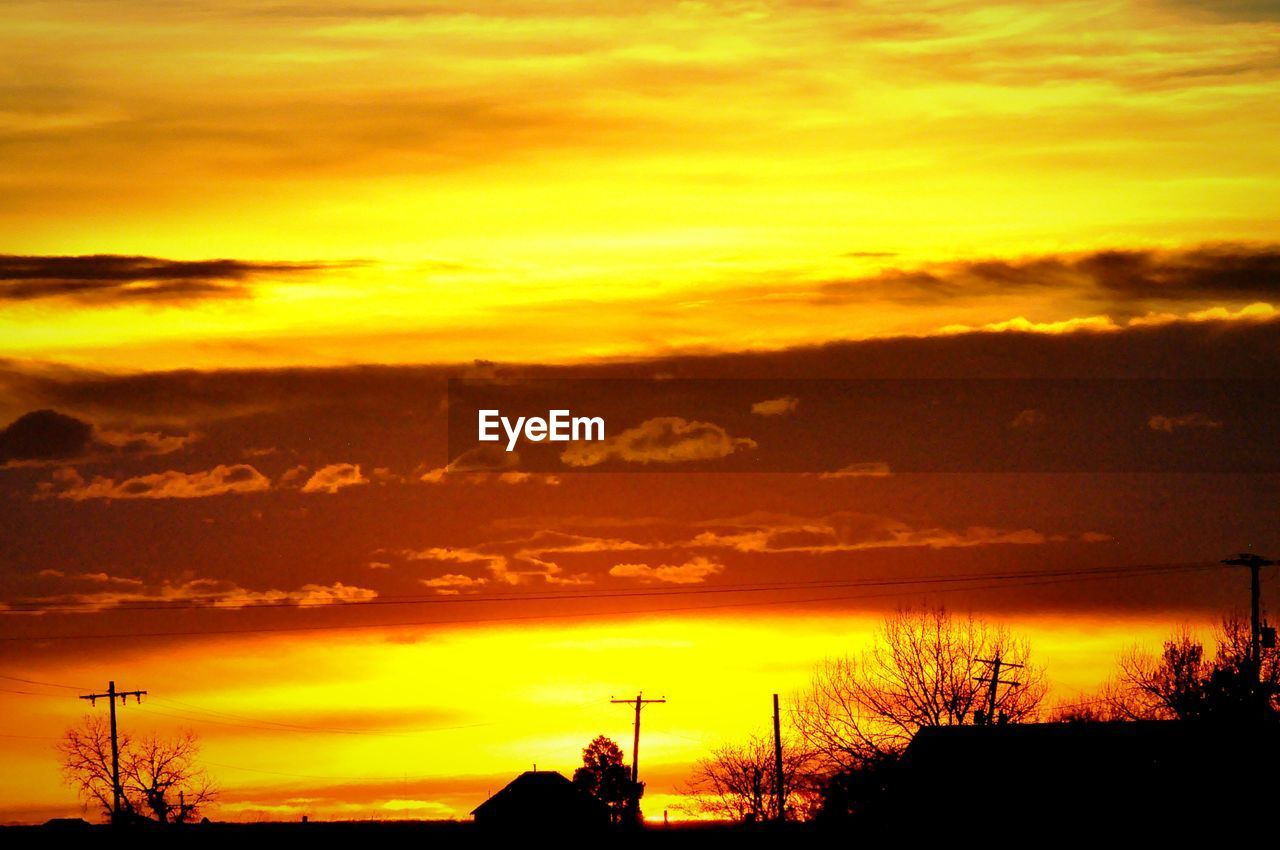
26, 604, 1280, 842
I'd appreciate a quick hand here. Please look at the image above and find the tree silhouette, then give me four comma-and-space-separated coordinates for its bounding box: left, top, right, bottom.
59, 714, 217, 824
571, 735, 641, 824
682, 731, 818, 822
793, 606, 1046, 772
1087, 615, 1280, 722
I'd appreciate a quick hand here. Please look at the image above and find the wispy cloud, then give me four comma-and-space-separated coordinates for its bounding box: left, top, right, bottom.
0, 255, 347, 305
9, 572, 377, 613
609, 556, 724, 585
302, 463, 369, 494
43, 463, 270, 500
561, 417, 757, 467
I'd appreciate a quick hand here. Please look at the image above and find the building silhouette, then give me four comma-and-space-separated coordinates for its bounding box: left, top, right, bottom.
472, 770, 609, 830
877, 720, 1280, 837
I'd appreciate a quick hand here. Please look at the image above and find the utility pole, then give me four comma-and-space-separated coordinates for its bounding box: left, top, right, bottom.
772, 693, 785, 822
79, 680, 147, 823
974, 655, 1021, 725
610, 692, 665, 784
1223, 553, 1277, 681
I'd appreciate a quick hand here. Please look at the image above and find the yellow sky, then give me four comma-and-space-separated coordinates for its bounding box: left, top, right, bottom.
0, 610, 1190, 822
3, 0, 1279, 826
2, 0, 1278, 368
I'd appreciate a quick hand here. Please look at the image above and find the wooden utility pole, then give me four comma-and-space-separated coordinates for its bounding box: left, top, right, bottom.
772, 693, 786, 822
974, 655, 1021, 724
610, 692, 665, 784
79, 680, 147, 823
1223, 553, 1277, 681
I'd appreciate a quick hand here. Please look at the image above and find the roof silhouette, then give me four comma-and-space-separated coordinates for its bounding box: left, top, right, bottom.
876, 720, 1280, 835
472, 770, 609, 829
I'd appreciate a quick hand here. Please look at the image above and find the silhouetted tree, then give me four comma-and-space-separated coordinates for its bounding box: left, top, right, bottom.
59, 715, 217, 824
681, 731, 818, 822
572, 735, 642, 824
793, 606, 1047, 773
1085, 615, 1280, 722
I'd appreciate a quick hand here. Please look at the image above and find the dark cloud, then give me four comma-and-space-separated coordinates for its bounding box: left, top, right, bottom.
0, 409, 92, 462
0, 254, 347, 304
1079, 246, 1280, 301
806, 245, 1280, 308
0, 408, 195, 466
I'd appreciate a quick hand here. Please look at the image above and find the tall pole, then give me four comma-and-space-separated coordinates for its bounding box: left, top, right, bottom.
1253, 564, 1262, 667
79, 680, 147, 823
1223, 553, 1277, 681
610, 693, 666, 785
108, 681, 119, 819
974, 656, 1021, 725
772, 693, 785, 822
631, 698, 642, 784
985, 657, 1002, 722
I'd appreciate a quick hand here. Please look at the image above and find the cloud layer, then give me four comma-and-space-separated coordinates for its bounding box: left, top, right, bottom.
0, 255, 341, 304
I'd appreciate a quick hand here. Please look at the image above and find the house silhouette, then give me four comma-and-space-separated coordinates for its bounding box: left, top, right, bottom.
472, 770, 610, 830
875, 720, 1280, 837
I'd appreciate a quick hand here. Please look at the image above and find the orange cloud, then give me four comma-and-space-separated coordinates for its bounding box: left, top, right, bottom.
818, 462, 892, 479
8, 574, 377, 613
302, 463, 369, 494
561, 417, 757, 467
609, 556, 724, 584
47, 463, 269, 500
419, 574, 489, 596
751, 396, 799, 416
1148, 412, 1223, 432
687, 513, 1053, 554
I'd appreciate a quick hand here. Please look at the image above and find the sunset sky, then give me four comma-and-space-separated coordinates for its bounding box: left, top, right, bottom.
2, 0, 1279, 825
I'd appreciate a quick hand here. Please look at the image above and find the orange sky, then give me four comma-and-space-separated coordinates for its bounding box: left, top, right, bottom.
0, 612, 1194, 823
1, 0, 1278, 368
2, 0, 1279, 827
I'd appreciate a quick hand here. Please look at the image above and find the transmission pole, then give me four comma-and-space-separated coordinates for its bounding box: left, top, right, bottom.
610, 692, 665, 784
772, 693, 785, 822
79, 680, 148, 823
974, 655, 1021, 725
1223, 553, 1277, 681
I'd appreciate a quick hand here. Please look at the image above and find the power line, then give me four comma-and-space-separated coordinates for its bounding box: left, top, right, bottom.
0, 561, 1220, 615
0, 563, 1220, 644
0, 686, 65, 697
0, 560, 1218, 640
0, 673, 90, 691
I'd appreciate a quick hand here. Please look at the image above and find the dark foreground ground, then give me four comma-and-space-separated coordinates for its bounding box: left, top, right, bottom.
0, 820, 805, 847
0, 815, 1241, 846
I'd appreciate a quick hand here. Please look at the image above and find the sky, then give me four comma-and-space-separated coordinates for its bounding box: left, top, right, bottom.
2, 0, 1279, 826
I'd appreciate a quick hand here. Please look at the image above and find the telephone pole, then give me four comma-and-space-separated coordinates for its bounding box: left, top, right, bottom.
610, 692, 665, 785
79, 680, 147, 823
974, 655, 1021, 725
1223, 553, 1277, 681
772, 693, 785, 822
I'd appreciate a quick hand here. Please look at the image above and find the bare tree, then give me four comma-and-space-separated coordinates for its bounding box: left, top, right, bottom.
792, 607, 1047, 771
681, 731, 818, 822
1087, 615, 1280, 722
59, 715, 217, 824
1110, 628, 1206, 719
